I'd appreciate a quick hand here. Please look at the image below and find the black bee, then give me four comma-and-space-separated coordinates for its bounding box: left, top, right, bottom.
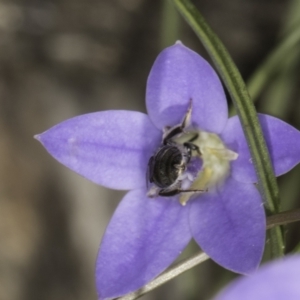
147, 101, 203, 197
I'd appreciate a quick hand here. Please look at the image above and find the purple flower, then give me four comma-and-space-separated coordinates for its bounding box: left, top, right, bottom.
35, 42, 300, 300
215, 255, 300, 300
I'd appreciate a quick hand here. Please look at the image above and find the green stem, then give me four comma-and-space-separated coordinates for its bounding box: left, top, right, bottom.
267, 208, 300, 229
160, 0, 181, 49
171, 0, 284, 257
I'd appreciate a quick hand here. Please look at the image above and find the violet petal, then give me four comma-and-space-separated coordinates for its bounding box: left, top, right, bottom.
35, 111, 161, 190
215, 255, 300, 300
146, 42, 228, 133
221, 114, 300, 183
95, 189, 192, 300
190, 177, 265, 274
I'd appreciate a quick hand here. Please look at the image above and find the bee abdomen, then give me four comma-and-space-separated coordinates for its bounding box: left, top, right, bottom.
152, 145, 183, 188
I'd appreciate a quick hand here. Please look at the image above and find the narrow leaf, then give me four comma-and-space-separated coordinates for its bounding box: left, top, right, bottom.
171, 0, 284, 257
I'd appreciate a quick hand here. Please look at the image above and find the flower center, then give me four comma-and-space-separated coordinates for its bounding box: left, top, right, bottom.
175, 130, 238, 205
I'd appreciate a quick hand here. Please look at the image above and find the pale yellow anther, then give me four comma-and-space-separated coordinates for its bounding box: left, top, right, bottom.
177, 129, 238, 206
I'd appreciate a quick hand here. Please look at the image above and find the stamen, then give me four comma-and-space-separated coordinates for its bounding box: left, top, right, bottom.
179, 129, 238, 205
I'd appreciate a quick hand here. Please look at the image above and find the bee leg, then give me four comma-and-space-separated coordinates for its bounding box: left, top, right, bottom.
147, 185, 160, 198
162, 99, 193, 144
146, 156, 154, 189
157, 181, 182, 197
162, 126, 171, 133
179, 188, 206, 194
157, 177, 205, 197
148, 185, 181, 198
158, 187, 205, 197
158, 188, 180, 197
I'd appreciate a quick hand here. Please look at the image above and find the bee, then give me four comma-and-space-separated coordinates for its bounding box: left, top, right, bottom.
147, 101, 203, 197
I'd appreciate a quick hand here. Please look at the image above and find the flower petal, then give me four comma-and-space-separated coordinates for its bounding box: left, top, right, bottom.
35, 111, 161, 190
146, 42, 228, 133
190, 177, 265, 274
95, 189, 192, 300
215, 255, 300, 300
221, 114, 300, 183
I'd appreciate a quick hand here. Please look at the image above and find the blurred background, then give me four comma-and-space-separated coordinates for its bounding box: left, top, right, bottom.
1, 0, 300, 299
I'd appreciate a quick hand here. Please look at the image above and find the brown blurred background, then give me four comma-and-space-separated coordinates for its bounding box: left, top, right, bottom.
1, 0, 300, 299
